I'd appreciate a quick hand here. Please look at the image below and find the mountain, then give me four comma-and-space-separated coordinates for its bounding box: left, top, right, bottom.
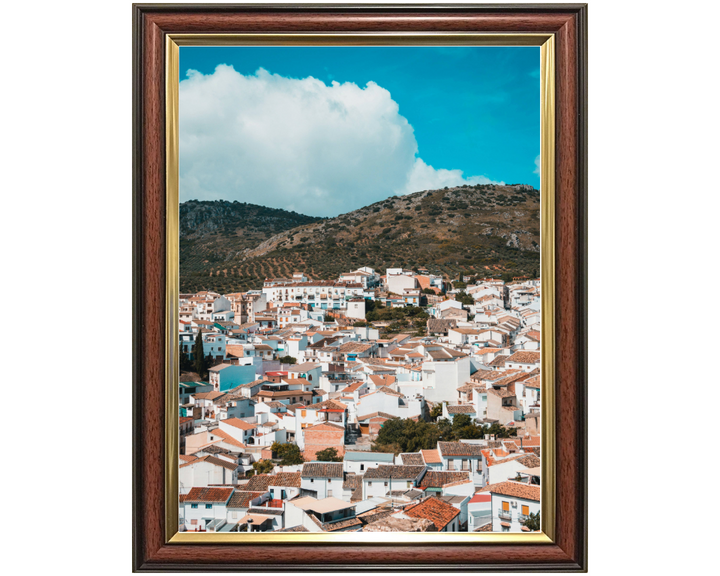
179, 184, 540, 294
179, 200, 322, 287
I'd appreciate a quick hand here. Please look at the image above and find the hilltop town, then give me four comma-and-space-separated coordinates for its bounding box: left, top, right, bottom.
178, 267, 541, 533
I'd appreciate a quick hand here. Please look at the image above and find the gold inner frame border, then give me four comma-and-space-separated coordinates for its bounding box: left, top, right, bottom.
164, 32, 556, 545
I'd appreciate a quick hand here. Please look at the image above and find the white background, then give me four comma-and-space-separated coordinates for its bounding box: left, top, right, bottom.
2, 0, 717, 574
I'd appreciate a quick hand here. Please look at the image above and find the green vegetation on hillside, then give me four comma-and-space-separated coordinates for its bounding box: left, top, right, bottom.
371, 415, 518, 454
271, 442, 305, 465
365, 302, 430, 335
180, 184, 540, 293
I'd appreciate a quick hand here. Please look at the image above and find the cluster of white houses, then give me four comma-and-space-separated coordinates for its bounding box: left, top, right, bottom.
178, 269, 542, 533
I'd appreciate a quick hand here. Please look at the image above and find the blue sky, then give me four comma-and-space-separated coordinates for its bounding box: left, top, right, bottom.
179, 46, 539, 217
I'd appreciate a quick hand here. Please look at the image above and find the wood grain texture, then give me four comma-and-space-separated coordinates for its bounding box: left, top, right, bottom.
132, 4, 587, 572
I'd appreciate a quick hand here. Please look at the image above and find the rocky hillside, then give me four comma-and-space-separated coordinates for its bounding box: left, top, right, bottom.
180, 184, 540, 293
179, 201, 322, 285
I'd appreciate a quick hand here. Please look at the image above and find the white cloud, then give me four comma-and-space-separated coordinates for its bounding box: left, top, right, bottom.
400, 158, 497, 195
180, 65, 495, 217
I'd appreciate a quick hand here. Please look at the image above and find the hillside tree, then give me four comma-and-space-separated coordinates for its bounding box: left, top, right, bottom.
315, 447, 342, 462
271, 442, 304, 465
193, 330, 208, 378
252, 459, 275, 475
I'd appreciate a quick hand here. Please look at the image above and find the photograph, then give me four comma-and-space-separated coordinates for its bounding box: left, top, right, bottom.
175, 45, 544, 534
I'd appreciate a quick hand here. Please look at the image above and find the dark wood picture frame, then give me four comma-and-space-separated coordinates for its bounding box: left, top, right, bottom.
132, 3, 587, 571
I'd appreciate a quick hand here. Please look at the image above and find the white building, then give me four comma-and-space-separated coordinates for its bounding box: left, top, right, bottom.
437, 442, 484, 486
346, 298, 367, 320
181, 486, 234, 532
386, 269, 417, 295
486, 481, 541, 532
361, 465, 426, 499
262, 281, 364, 311
300, 462, 344, 499
342, 451, 395, 475
179, 455, 240, 491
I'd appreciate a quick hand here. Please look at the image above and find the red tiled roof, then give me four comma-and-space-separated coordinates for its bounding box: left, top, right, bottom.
403, 497, 460, 531
227, 491, 263, 509
210, 428, 247, 448
438, 441, 484, 458
305, 421, 345, 433
222, 418, 256, 431
469, 493, 492, 503
418, 471, 472, 489
480, 481, 541, 501
183, 487, 234, 503
421, 449, 442, 464
505, 351, 541, 364
179, 454, 238, 471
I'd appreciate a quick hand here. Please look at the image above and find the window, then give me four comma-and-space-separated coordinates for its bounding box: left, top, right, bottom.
191, 504, 198, 509
521, 505, 529, 516
502, 501, 510, 511
360, 464, 364, 471
205, 504, 212, 509
310, 478, 314, 483
384, 481, 388, 487
368, 481, 372, 486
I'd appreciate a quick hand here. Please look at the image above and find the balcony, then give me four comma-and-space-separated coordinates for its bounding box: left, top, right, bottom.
518, 514, 528, 523
498, 510, 512, 521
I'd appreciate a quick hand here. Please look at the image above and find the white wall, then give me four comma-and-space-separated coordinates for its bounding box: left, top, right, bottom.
300, 476, 337, 499
183, 501, 228, 530
343, 456, 394, 475
387, 274, 416, 294
179, 461, 236, 489
346, 300, 366, 319
423, 357, 471, 402
355, 390, 399, 416
490, 493, 540, 533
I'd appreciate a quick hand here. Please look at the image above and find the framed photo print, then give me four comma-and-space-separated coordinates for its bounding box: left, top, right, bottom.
133, 3, 587, 571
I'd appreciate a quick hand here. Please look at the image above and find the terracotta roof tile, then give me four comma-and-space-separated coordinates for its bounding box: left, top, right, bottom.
421, 449, 442, 464
227, 490, 264, 509
244, 474, 276, 492
301, 462, 344, 479
305, 398, 348, 411
272, 472, 301, 488
179, 454, 238, 471
399, 453, 425, 466
363, 465, 426, 480
418, 471, 472, 489
403, 497, 460, 531
438, 441, 484, 458
447, 405, 476, 414
183, 487, 234, 503
209, 428, 247, 448
516, 454, 541, 468
505, 351, 541, 364
222, 418, 256, 431
480, 481, 541, 501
